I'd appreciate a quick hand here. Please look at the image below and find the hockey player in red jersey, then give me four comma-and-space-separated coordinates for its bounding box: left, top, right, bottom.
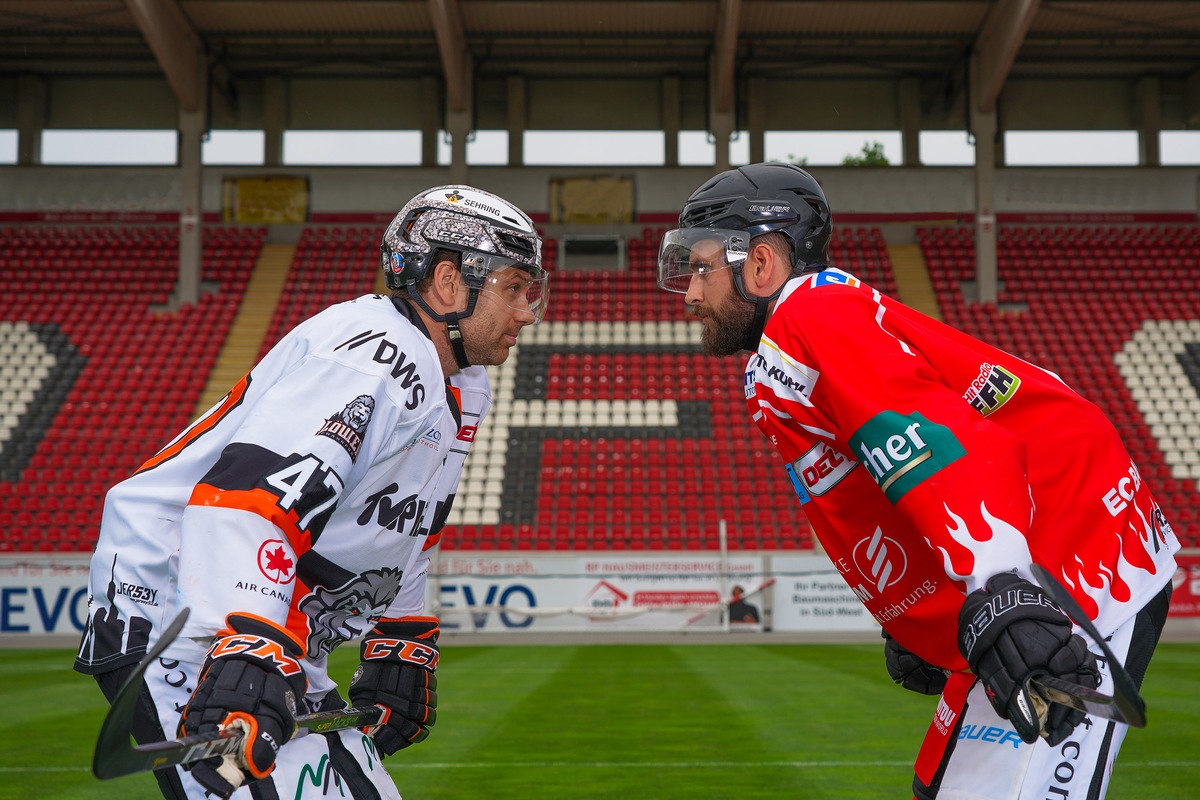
657, 162, 1179, 799
76, 185, 548, 799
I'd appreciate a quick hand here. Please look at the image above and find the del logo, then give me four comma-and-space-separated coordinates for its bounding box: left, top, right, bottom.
849, 411, 965, 503
791, 442, 856, 497
257, 539, 296, 585
963, 363, 1020, 416
457, 424, 477, 442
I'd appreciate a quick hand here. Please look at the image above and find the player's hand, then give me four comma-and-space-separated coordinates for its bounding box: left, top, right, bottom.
179, 614, 307, 798
349, 617, 440, 756
883, 629, 948, 695
958, 572, 1099, 745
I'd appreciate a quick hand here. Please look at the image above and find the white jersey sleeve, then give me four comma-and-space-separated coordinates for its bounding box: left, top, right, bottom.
75, 295, 488, 694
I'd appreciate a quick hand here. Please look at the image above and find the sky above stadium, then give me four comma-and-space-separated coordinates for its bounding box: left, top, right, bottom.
4, 129, 1198, 168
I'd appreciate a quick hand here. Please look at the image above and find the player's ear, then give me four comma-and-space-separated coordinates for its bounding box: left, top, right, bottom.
428, 260, 465, 311
745, 241, 785, 294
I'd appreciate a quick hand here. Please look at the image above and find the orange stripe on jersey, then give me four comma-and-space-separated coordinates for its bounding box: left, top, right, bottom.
422, 531, 442, 552
188, 483, 313, 557
285, 580, 314, 645
137, 372, 252, 475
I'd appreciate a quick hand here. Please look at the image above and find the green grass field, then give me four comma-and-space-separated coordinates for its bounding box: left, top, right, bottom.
3, 642, 1197, 799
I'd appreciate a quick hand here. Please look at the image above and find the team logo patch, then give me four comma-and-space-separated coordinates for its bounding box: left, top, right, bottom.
298, 567, 404, 659
257, 539, 296, 585
850, 411, 965, 503
852, 527, 908, 593
317, 394, 374, 461
789, 441, 856, 499
812, 271, 861, 289
963, 363, 1021, 416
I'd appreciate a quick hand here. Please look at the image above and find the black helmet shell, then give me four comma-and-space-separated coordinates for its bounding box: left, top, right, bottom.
679, 162, 832, 269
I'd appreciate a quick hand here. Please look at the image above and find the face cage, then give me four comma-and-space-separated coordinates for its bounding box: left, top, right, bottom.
656, 227, 750, 294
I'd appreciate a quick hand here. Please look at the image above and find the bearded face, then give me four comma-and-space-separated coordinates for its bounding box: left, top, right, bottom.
696, 284, 758, 357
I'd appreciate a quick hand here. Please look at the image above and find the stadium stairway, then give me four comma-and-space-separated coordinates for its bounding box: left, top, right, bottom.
887, 243, 942, 320
194, 244, 295, 416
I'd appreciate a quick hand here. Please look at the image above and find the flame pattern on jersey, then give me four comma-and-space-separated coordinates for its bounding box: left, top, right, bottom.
745, 268, 1180, 670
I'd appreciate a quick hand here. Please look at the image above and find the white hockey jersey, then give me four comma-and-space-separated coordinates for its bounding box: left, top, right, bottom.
75, 294, 488, 698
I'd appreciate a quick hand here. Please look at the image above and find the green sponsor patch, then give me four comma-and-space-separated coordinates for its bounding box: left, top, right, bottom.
849, 411, 965, 503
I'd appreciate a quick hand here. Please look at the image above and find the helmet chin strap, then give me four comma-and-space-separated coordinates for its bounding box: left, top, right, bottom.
405, 285, 479, 370
733, 262, 827, 352
742, 296, 773, 352
443, 311, 472, 370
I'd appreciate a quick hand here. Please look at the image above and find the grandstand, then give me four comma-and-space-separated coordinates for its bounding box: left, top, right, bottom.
2, 217, 1196, 556
0, 1, 1198, 635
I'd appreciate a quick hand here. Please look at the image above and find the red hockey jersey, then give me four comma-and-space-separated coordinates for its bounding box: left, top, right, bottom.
745, 268, 1179, 670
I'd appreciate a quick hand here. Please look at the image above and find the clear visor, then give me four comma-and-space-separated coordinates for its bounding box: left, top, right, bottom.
468, 257, 550, 324
656, 228, 750, 294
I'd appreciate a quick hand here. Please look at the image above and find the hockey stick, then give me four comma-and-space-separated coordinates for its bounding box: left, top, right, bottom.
1028, 563, 1147, 729
93, 607, 384, 781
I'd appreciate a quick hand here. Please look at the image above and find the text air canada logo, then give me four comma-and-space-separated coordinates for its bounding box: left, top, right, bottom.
849, 411, 965, 503
964, 363, 1020, 416
257, 539, 296, 585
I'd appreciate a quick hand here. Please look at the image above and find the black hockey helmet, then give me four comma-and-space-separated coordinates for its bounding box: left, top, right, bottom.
657, 163, 832, 352
679, 161, 831, 269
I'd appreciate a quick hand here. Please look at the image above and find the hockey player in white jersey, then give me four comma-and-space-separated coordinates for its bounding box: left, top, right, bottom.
75, 185, 549, 799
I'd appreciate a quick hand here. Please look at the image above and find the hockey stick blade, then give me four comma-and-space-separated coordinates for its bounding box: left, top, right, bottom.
1027, 673, 1144, 727
1030, 563, 1147, 729
93, 607, 385, 780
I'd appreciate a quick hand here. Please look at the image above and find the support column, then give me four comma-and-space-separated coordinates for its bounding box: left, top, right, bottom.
969, 71, 998, 306
1135, 76, 1161, 167
262, 76, 286, 166
662, 75, 680, 167
420, 76, 440, 168
899, 77, 921, 166
507, 76, 525, 166
1186, 67, 1200, 127
445, 109, 470, 184
747, 76, 765, 165
177, 94, 206, 307
16, 75, 45, 165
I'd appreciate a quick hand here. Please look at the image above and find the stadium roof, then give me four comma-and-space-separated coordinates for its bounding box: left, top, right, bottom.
4, 1, 1198, 83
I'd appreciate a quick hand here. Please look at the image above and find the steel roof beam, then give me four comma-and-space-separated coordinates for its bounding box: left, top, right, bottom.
124, 0, 204, 113
974, 0, 1040, 113
429, 0, 470, 113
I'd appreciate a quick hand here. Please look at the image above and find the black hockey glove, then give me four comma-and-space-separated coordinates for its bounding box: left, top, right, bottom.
179, 613, 307, 799
958, 572, 1100, 746
349, 616, 440, 756
883, 629, 948, 696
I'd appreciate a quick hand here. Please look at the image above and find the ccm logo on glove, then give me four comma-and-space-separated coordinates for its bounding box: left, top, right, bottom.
209, 635, 306, 677
361, 638, 440, 668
